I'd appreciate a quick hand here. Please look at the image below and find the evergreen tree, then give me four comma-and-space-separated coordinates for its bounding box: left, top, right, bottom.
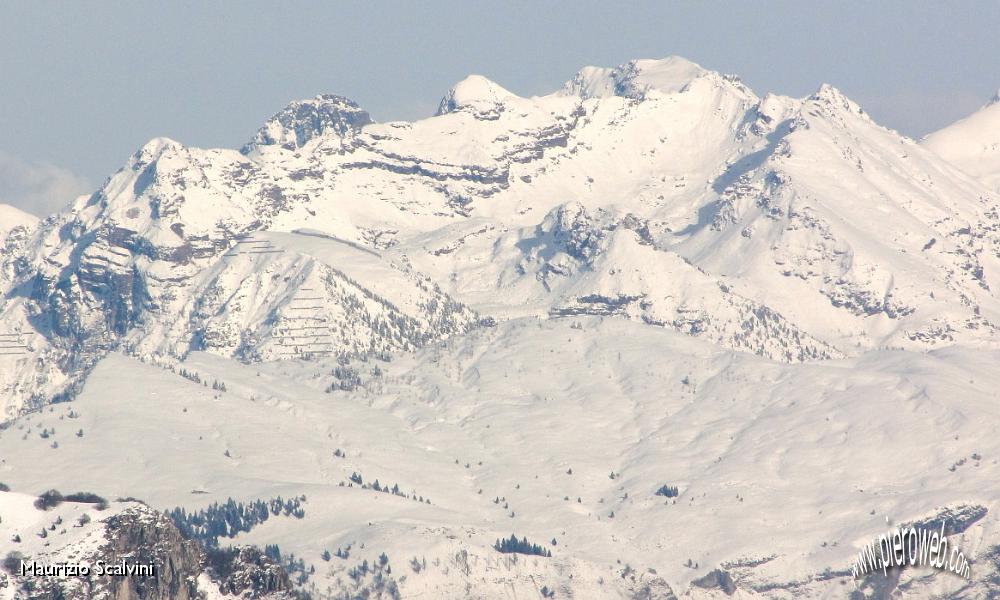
493, 534, 551, 557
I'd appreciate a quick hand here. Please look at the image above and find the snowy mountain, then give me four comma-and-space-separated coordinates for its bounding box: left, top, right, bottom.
2, 56, 1000, 598
0, 204, 37, 238
0, 204, 37, 288
923, 89, 1000, 191
243, 94, 373, 154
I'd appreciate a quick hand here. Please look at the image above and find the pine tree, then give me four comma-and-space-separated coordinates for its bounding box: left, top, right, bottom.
655, 484, 679, 498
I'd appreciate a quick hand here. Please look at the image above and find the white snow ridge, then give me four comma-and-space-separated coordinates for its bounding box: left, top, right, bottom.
2, 57, 1000, 599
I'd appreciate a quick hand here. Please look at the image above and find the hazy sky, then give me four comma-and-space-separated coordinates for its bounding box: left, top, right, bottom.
2, 1, 999, 215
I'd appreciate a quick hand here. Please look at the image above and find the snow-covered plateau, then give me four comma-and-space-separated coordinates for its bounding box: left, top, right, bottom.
1, 56, 999, 598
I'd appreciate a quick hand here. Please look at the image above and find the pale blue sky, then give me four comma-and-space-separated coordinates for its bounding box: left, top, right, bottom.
2, 1, 999, 215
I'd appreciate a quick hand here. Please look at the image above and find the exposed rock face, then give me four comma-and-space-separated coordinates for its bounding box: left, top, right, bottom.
10, 502, 295, 600
205, 546, 291, 598
0, 137, 480, 417
691, 568, 737, 595
437, 75, 518, 118
101, 509, 204, 600
243, 94, 373, 153
480, 202, 842, 362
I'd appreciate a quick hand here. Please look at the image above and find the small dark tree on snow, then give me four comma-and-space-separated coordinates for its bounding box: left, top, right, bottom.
264, 544, 281, 562
655, 484, 679, 498
321, 549, 331, 561
409, 557, 423, 573
34, 490, 64, 510
3, 552, 26, 575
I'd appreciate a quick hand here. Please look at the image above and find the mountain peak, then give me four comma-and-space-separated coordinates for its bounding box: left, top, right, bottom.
242, 94, 372, 154
132, 137, 184, 166
0, 203, 39, 236
436, 75, 518, 116
562, 56, 715, 100
805, 83, 868, 120
810, 83, 847, 102
922, 86, 1000, 189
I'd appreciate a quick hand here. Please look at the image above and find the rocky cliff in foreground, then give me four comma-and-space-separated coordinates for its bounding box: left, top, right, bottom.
0, 490, 299, 600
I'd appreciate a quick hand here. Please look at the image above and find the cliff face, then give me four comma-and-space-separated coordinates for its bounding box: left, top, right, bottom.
205, 546, 291, 597
3, 495, 296, 600
102, 509, 203, 600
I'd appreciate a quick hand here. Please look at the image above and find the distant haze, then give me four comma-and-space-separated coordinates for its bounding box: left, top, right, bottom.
1, 1, 999, 215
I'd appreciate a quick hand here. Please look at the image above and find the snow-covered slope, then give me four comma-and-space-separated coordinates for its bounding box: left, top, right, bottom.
0, 204, 37, 238
0, 209, 478, 417
923, 90, 1000, 191
1, 318, 997, 598
671, 84, 1000, 353
0, 204, 38, 290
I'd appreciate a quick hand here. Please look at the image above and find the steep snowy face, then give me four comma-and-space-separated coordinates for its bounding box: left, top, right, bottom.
0, 204, 38, 288
0, 130, 477, 416
436, 74, 519, 118
146, 231, 479, 362
923, 90, 1000, 191
242, 94, 372, 154
0, 203, 38, 237
0, 216, 477, 416
79, 137, 265, 244
410, 203, 840, 362
671, 83, 1000, 352
561, 56, 720, 99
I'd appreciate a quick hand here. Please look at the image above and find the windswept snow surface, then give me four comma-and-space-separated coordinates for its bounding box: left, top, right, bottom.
0, 204, 37, 238
2, 56, 1000, 598
2, 319, 999, 597
924, 90, 1000, 192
